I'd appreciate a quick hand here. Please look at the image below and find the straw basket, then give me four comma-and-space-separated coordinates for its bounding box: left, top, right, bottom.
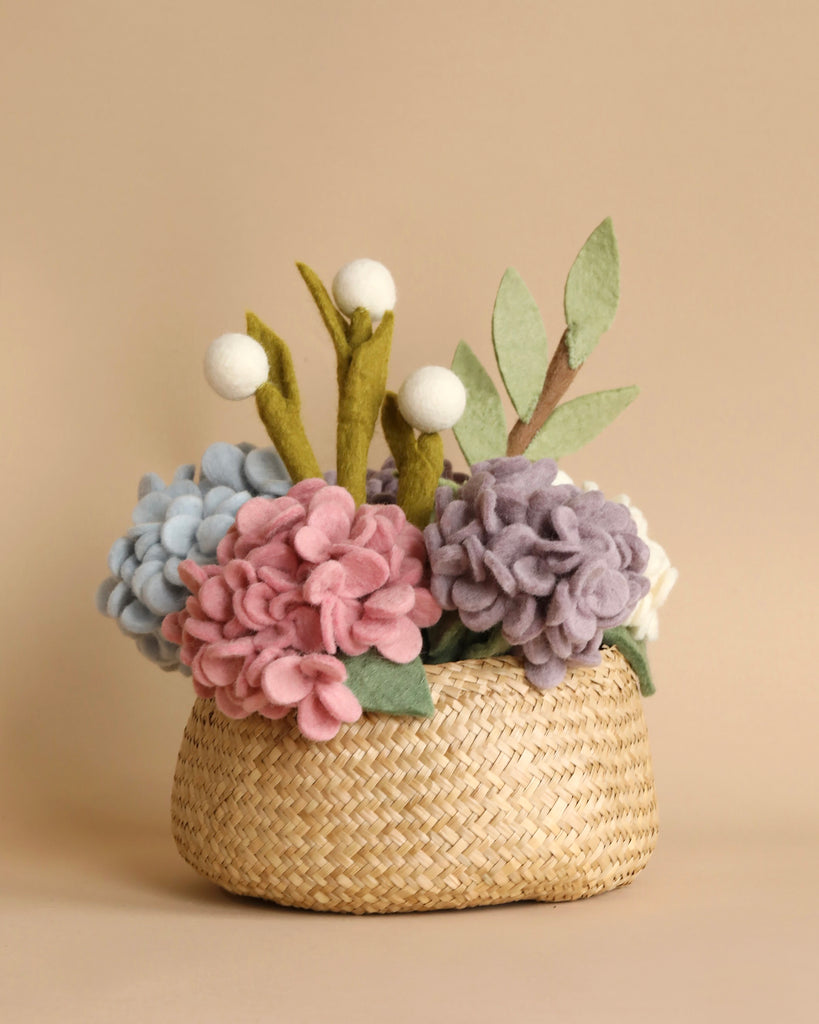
171, 646, 658, 913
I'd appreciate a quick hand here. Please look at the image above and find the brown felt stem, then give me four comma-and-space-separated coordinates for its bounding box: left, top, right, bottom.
506, 330, 580, 456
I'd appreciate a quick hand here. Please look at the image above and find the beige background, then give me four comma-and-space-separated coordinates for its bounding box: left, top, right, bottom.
2, 1, 817, 1021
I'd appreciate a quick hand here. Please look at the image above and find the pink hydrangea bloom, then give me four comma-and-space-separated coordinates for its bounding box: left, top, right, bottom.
162, 480, 441, 737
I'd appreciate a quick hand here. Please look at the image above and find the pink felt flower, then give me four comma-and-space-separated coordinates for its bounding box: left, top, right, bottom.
161, 479, 442, 736
260, 653, 361, 741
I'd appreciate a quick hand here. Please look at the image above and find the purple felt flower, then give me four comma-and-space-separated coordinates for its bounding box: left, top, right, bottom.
424, 457, 650, 689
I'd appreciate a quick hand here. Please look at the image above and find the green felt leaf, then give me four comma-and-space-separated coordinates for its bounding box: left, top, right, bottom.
342, 651, 435, 717
424, 611, 470, 665
564, 218, 620, 369
602, 627, 655, 697
451, 340, 507, 466
461, 625, 511, 661
492, 268, 549, 422
524, 386, 639, 460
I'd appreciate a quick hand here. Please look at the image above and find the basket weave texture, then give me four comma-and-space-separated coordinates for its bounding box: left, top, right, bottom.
171, 646, 658, 913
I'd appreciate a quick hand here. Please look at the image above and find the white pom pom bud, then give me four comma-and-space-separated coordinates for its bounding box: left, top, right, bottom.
332, 258, 396, 321
204, 334, 269, 400
397, 366, 467, 433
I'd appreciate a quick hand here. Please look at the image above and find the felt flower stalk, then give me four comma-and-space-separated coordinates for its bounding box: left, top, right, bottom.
297, 260, 395, 506
380, 366, 467, 528
204, 320, 321, 483
381, 393, 444, 529
247, 313, 322, 482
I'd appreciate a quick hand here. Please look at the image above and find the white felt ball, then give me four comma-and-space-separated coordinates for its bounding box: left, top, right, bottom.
398, 366, 467, 433
332, 259, 396, 321
204, 334, 269, 401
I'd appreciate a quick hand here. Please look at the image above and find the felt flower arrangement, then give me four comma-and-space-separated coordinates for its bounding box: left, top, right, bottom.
98, 224, 677, 739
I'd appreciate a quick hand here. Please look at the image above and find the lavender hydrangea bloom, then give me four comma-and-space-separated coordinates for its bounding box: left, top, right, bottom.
96, 442, 291, 673
424, 457, 650, 689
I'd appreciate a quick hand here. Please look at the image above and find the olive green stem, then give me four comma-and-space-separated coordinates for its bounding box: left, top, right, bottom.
381, 392, 444, 528
247, 312, 321, 482
297, 262, 394, 506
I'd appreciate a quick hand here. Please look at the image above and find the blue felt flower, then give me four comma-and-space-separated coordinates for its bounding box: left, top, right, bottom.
96, 442, 291, 672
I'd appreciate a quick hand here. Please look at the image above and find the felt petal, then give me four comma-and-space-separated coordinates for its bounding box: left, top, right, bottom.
196, 514, 235, 555
161, 515, 201, 557
316, 679, 361, 723
338, 549, 390, 599
95, 576, 118, 615
502, 594, 538, 644
198, 576, 234, 622
261, 656, 313, 704
183, 617, 224, 643
165, 479, 201, 499
459, 595, 508, 633
104, 579, 131, 618
293, 524, 331, 563
524, 654, 567, 690
167, 494, 204, 520
119, 600, 161, 634
429, 545, 468, 577
202, 485, 235, 515
214, 686, 254, 719
483, 549, 517, 595
220, 559, 256, 591
451, 577, 500, 613
354, 616, 422, 664
512, 555, 556, 597
306, 505, 352, 549
141, 573, 186, 616
132, 491, 171, 525
234, 582, 275, 629
257, 702, 292, 720
131, 560, 164, 600
163, 556, 182, 586
409, 588, 442, 628
200, 640, 253, 687
138, 472, 165, 498
281, 478, 324, 504
141, 540, 165, 565
330, 601, 368, 657
364, 584, 415, 620
119, 555, 139, 585
201, 442, 247, 491
107, 537, 134, 576
296, 691, 341, 741
178, 559, 209, 594
244, 446, 290, 494
301, 653, 348, 684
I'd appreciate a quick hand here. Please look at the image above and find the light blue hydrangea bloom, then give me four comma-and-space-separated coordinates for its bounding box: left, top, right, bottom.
96, 442, 291, 673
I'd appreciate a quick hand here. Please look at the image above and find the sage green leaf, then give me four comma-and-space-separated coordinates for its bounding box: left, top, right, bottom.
342, 650, 435, 717
602, 627, 655, 697
564, 218, 620, 368
451, 340, 507, 466
461, 624, 511, 661
425, 611, 470, 665
492, 268, 549, 422
524, 386, 639, 460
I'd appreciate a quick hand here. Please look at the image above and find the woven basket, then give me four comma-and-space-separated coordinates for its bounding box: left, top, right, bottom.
171, 646, 658, 913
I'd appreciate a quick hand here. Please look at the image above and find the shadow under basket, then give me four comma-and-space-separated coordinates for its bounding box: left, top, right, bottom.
171, 646, 658, 913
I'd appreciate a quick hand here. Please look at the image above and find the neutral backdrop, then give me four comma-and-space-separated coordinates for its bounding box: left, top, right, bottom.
2, 2, 816, 1022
